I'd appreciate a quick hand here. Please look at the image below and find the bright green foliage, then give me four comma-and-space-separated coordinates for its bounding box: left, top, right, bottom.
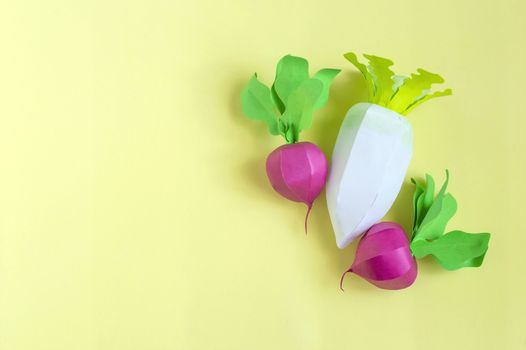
274, 55, 310, 105
411, 174, 435, 235
413, 171, 457, 241
281, 78, 323, 136
312, 68, 341, 109
344, 52, 452, 115
241, 74, 279, 135
411, 231, 491, 270
410, 171, 491, 270
241, 55, 340, 143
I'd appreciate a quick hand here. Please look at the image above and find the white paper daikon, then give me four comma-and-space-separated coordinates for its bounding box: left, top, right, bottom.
326, 52, 452, 248
326, 103, 412, 248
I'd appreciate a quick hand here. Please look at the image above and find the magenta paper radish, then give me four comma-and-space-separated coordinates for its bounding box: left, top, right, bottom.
340, 171, 491, 290
340, 222, 417, 290
241, 55, 340, 231
265, 142, 327, 230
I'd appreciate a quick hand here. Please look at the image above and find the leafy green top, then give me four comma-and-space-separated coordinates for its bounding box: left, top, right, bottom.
410, 171, 491, 270
344, 52, 452, 115
241, 55, 340, 143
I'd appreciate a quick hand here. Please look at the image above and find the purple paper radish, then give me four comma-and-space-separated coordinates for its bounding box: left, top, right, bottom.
241, 55, 340, 231
266, 142, 327, 229
339, 172, 492, 291
340, 222, 417, 290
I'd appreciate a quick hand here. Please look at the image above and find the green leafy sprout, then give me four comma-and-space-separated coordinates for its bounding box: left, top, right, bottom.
410, 171, 491, 270
241, 55, 340, 143
344, 52, 452, 115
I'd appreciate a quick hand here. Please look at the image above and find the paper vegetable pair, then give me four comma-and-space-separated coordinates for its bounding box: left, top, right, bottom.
240, 53, 491, 290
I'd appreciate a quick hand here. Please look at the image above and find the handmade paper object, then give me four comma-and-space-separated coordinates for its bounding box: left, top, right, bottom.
241, 55, 339, 229
326, 53, 451, 248
340, 222, 417, 290
340, 171, 491, 290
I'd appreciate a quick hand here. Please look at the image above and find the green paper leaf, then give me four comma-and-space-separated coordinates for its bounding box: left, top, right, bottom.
416, 193, 457, 240
343, 52, 374, 99
410, 170, 492, 271
241, 74, 279, 135
411, 179, 424, 232
413, 172, 457, 240
364, 54, 395, 106
312, 68, 341, 109
420, 174, 436, 223
411, 174, 436, 236
281, 78, 323, 141
402, 88, 453, 115
411, 230, 490, 270
271, 83, 285, 114
274, 55, 309, 105
388, 68, 445, 114
242, 55, 338, 143
412, 170, 457, 240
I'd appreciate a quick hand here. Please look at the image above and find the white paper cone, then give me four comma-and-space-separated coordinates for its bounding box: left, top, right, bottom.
326, 103, 413, 248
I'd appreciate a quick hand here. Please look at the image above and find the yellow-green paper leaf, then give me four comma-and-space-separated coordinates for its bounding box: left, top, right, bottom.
343, 52, 452, 115
343, 52, 374, 99
388, 68, 445, 114
364, 54, 395, 106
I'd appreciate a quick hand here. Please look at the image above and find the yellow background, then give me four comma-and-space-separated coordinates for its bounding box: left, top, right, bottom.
0, 0, 524, 349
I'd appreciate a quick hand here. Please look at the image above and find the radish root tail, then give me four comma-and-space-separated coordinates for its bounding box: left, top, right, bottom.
304, 203, 313, 235
339, 269, 352, 292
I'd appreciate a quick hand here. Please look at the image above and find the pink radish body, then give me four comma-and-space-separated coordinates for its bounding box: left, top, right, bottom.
340, 222, 417, 290
266, 142, 328, 231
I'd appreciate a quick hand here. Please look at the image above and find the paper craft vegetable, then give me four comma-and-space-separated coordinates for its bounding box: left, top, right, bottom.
241, 55, 340, 231
340, 171, 491, 290
326, 53, 452, 248
339, 222, 417, 290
